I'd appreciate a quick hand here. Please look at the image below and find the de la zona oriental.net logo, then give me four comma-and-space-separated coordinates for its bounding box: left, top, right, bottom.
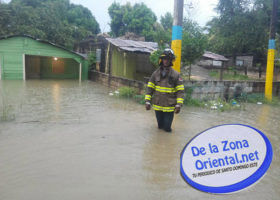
191, 139, 259, 171
180, 124, 273, 194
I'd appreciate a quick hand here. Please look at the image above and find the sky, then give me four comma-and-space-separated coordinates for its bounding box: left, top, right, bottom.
69, 0, 219, 32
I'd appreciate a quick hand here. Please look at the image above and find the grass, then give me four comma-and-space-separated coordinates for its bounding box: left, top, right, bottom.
209, 70, 249, 81
110, 86, 146, 105
238, 93, 280, 106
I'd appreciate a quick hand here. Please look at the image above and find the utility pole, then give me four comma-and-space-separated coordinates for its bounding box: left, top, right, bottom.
265, 0, 278, 101
171, 0, 184, 73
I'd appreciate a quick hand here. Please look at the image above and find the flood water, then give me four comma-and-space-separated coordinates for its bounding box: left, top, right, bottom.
0, 80, 279, 200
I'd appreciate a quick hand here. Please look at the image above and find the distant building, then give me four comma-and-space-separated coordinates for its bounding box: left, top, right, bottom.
198, 51, 229, 68
75, 35, 158, 81
225, 54, 254, 69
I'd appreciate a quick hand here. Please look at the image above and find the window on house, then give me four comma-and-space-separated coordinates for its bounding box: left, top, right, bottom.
236, 60, 244, 66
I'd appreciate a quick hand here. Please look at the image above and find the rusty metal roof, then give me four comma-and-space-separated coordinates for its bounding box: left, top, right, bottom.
203, 51, 229, 61
106, 38, 158, 53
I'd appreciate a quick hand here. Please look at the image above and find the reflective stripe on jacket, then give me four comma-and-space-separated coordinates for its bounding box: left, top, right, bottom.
145, 67, 185, 112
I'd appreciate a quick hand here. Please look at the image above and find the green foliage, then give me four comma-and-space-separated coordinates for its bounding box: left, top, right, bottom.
108, 2, 157, 41
181, 18, 207, 65
149, 49, 164, 67
239, 93, 280, 105
88, 51, 96, 69
152, 22, 171, 48
183, 87, 203, 107
0, 0, 100, 49
275, 59, 280, 69
133, 94, 145, 104
160, 12, 173, 30
209, 70, 249, 80
111, 87, 145, 104
118, 87, 138, 98
206, 0, 271, 65
108, 2, 129, 37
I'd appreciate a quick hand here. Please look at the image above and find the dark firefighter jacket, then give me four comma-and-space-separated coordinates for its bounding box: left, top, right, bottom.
145, 66, 185, 112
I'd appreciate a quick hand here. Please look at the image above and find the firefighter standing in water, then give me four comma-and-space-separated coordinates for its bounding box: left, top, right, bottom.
145, 49, 185, 132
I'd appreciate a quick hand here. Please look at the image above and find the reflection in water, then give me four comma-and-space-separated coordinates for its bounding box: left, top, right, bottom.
52, 83, 61, 116
143, 131, 178, 189
0, 80, 279, 200
257, 105, 271, 128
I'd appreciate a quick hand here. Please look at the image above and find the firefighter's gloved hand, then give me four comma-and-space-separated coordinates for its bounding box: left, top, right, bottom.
145, 102, 151, 110
174, 105, 181, 114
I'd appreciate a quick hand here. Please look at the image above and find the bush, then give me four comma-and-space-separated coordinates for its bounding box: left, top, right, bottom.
118, 87, 138, 98
133, 94, 145, 104
183, 87, 204, 106
239, 92, 280, 105
88, 51, 96, 69
149, 49, 163, 67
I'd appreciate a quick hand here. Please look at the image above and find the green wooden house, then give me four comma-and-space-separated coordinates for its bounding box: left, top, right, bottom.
0, 35, 88, 80
106, 38, 158, 81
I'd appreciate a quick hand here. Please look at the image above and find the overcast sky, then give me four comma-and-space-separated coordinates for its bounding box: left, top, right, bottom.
69, 0, 219, 32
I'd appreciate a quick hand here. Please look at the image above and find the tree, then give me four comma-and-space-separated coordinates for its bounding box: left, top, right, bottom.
0, 0, 100, 49
152, 22, 171, 48
108, 2, 157, 41
108, 2, 131, 37
181, 18, 207, 79
160, 12, 173, 30
206, 0, 272, 66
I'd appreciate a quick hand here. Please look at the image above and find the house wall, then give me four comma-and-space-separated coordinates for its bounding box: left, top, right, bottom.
110, 47, 156, 81
226, 56, 253, 68
135, 53, 156, 81
0, 36, 88, 80
111, 47, 136, 80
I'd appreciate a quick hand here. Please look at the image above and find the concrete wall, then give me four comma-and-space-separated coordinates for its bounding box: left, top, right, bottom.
184, 81, 280, 100
90, 70, 145, 93
90, 70, 280, 100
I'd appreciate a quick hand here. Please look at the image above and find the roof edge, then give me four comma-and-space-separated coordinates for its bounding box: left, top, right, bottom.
0, 34, 86, 59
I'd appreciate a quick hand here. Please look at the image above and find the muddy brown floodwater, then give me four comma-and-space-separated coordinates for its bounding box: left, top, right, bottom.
0, 80, 279, 200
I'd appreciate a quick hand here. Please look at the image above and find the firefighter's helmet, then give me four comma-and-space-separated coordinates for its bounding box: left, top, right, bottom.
159, 48, 175, 65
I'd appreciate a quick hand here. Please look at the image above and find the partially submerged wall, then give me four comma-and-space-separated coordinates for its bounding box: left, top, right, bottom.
90, 70, 280, 99
90, 70, 145, 93
184, 81, 280, 100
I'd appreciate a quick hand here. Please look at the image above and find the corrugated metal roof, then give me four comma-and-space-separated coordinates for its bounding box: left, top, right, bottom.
0, 35, 87, 59
106, 38, 158, 53
203, 51, 229, 61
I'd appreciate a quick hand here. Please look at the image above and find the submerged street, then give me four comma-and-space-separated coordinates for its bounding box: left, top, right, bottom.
0, 80, 279, 200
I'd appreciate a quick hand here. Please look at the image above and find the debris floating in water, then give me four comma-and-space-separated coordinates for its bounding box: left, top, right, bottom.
257, 102, 263, 105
